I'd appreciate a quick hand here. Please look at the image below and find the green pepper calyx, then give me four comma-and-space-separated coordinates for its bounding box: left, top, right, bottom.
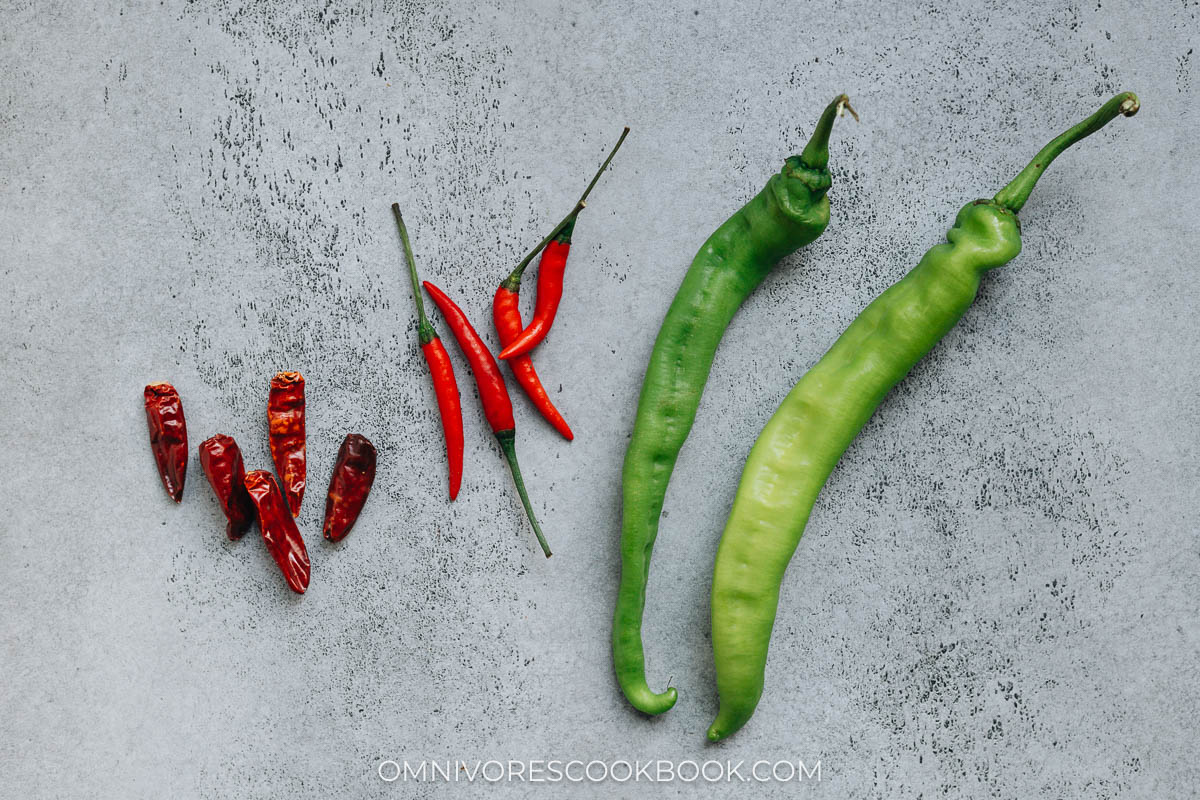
943, 199, 1023, 270
782, 157, 832, 195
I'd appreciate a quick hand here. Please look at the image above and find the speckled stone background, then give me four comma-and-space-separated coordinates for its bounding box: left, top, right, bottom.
2, 1, 1197, 797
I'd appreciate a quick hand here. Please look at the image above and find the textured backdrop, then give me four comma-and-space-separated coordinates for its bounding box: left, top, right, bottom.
2, 1, 1197, 797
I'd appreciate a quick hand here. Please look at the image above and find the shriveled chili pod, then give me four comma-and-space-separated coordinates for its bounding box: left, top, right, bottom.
498, 126, 629, 362
323, 434, 377, 542
244, 469, 311, 594
198, 434, 255, 540
267, 371, 306, 517
392, 205, 464, 500
144, 382, 188, 502
423, 280, 552, 558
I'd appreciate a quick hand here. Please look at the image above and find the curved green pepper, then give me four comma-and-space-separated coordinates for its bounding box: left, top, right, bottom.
707, 92, 1140, 742
614, 95, 856, 715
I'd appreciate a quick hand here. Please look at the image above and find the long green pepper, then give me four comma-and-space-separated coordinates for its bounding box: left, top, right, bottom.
707, 92, 1140, 742
613, 95, 856, 715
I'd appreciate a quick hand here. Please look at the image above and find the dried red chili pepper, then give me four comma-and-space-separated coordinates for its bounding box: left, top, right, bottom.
198, 434, 255, 540
422, 280, 551, 558
323, 433, 377, 542
392, 204, 465, 500
497, 126, 629, 362
144, 382, 188, 502
244, 470, 311, 594
267, 371, 306, 517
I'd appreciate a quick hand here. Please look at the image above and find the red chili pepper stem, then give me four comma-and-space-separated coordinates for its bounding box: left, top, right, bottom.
392, 203, 437, 344
501, 201, 586, 291
572, 125, 629, 214
494, 429, 551, 558
501, 123, 630, 288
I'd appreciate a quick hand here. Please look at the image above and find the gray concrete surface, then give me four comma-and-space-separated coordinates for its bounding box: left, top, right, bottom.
2, 1, 1197, 797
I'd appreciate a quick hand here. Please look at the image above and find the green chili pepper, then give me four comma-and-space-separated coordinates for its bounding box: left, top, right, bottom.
613, 94, 856, 716
706, 92, 1140, 742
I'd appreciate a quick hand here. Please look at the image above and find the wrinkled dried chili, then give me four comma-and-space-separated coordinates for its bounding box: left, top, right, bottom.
422, 280, 552, 558
198, 434, 255, 539
267, 371, 306, 517
244, 470, 311, 593
322, 434, 377, 542
144, 382, 188, 502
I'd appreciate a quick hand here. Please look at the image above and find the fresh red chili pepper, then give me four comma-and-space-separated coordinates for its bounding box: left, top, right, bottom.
497, 126, 629, 362
323, 433, 377, 542
144, 382, 187, 502
244, 469, 311, 594
392, 204, 464, 500
422, 280, 551, 558
267, 371, 306, 517
199, 434, 255, 539
493, 272, 574, 441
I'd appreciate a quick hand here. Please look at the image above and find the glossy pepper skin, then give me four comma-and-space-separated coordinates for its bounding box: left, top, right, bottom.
613, 95, 854, 717
493, 247, 575, 440
244, 469, 311, 593
421, 338, 464, 499
423, 279, 552, 558
393, 205, 464, 500
144, 382, 188, 502
198, 434, 255, 539
707, 92, 1140, 743
497, 126, 629, 362
323, 433, 377, 542
267, 371, 306, 517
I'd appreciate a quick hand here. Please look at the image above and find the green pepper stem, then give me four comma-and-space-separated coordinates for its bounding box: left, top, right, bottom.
501, 201, 585, 288
994, 91, 1139, 213
576, 126, 630, 207
495, 429, 551, 558
392, 203, 437, 344
503, 124, 630, 286
799, 93, 857, 170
